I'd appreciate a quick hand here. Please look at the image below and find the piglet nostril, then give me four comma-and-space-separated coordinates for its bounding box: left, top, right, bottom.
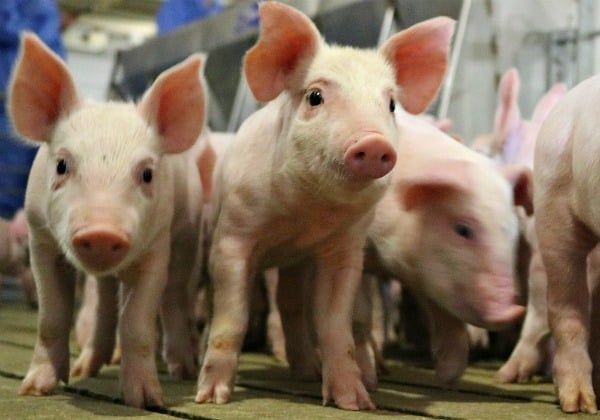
72, 227, 130, 272
344, 136, 397, 179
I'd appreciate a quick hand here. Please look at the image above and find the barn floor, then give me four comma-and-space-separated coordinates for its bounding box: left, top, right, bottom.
0, 278, 581, 419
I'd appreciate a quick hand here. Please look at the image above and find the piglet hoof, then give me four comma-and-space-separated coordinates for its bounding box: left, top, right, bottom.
554, 349, 597, 413
167, 359, 197, 381
355, 343, 378, 392
70, 348, 106, 378
19, 364, 61, 396
494, 348, 540, 384
556, 379, 597, 414
121, 373, 164, 409
322, 372, 375, 410
110, 345, 121, 365
195, 382, 232, 404
195, 353, 237, 404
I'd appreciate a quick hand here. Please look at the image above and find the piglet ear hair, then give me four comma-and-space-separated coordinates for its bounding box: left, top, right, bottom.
139, 54, 206, 154
8, 32, 80, 143
381, 16, 455, 115
398, 159, 472, 211
500, 164, 534, 216
243, 1, 321, 102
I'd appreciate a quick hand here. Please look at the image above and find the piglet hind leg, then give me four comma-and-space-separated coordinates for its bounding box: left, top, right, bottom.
20, 241, 77, 396
537, 202, 597, 413
196, 238, 251, 404
314, 246, 375, 410
160, 237, 201, 380
352, 274, 380, 392
277, 261, 321, 381
495, 251, 551, 383
587, 246, 600, 406
71, 275, 118, 378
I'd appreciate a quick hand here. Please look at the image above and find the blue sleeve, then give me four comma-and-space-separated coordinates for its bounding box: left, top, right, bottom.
0, 0, 65, 218
156, 0, 224, 35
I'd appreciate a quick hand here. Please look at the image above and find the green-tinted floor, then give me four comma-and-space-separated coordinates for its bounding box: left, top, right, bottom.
0, 288, 581, 419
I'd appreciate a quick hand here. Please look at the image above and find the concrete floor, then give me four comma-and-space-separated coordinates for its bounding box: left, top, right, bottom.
0, 278, 581, 419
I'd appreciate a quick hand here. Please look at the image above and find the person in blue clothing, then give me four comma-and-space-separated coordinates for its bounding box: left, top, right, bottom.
156, 0, 224, 35
0, 0, 66, 219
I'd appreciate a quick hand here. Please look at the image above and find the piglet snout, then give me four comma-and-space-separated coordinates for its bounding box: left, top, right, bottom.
344, 136, 396, 179
72, 226, 130, 273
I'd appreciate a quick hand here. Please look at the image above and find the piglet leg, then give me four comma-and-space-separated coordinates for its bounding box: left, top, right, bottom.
278, 262, 321, 380
196, 237, 251, 404
314, 242, 375, 410
19, 238, 76, 396
421, 298, 469, 386
71, 275, 118, 377
118, 240, 170, 408
160, 234, 202, 379
538, 200, 596, 414
495, 251, 551, 383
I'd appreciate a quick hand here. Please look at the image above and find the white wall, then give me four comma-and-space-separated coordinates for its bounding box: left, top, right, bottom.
66, 49, 115, 101
447, 0, 583, 143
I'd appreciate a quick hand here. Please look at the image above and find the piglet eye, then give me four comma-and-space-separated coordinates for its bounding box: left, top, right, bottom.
56, 159, 68, 175
454, 223, 474, 239
307, 89, 324, 107
389, 99, 396, 113
141, 168, 153, 184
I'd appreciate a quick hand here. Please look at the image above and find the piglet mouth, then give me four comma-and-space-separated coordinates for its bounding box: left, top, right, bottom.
466, 276, 526, 330
71, 225, 131, 274
478, 304, 526, 330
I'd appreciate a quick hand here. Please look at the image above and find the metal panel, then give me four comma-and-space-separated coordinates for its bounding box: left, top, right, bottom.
109, 0, 466, 130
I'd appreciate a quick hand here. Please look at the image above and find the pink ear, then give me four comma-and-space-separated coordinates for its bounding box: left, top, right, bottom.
500, 165, 534, 216
381, 17, 455, 115
8, 32, 79, 143
530, 82, 567, 124
398, 160, 472, 211
243, 1, 320, 102
494, 68, 521, 142
195, 138, 217, 203
139, 54, 205, 154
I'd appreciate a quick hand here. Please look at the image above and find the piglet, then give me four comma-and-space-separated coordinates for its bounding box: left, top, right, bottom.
364, 109, 532, 385
10, 33, 206, 408
195, 1, 454, 411
475, 68, 566, 384
0, 210, 36, 307
533, 74, 600, 413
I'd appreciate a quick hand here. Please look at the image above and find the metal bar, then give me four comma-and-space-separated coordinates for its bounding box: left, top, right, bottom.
437, 0, 471, 119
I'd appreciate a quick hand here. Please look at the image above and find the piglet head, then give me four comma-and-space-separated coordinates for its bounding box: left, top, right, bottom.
244, 2, 454, 203
398, 158, 526, 329
9, 33, 205, 275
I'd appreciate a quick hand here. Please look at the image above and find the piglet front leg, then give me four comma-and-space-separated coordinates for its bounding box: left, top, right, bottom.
19, 238, 76, 396
314, 242, 375, 410
421, 298, 469, 386
118, 241, 170, 408
196, 236, 250, 404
